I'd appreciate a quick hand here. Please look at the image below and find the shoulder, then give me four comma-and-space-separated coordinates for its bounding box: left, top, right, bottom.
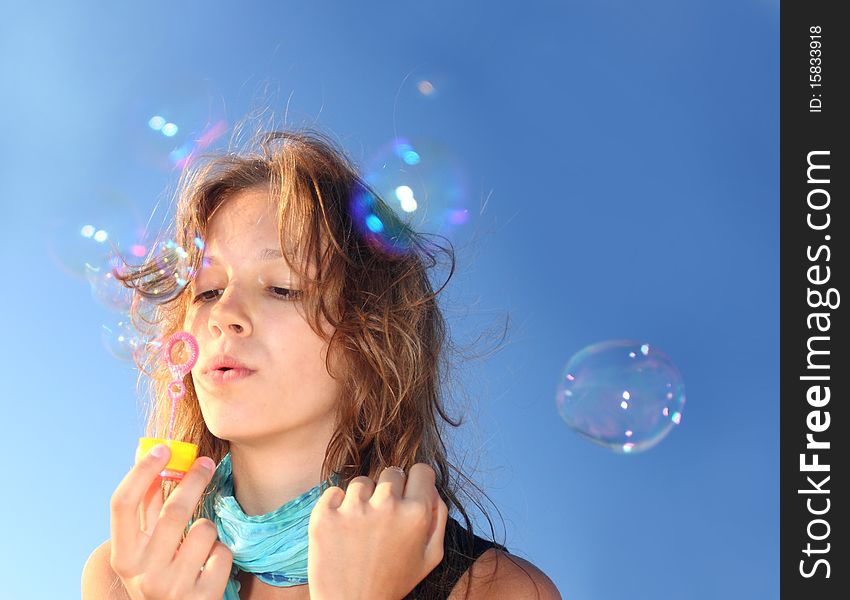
448, 548, 562, 600
81, 539, 131, 600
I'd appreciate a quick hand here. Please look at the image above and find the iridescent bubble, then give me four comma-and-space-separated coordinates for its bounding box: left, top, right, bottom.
118, 238, 196, 303
120, 76, 228, 172
93, 236, 197, 365
555, 339, 686, 454
92, 234, 195, 364
100, 300, 164, 363
85, 256, 133, 313
349, 184, 413, 256
352, 137, 471, 254
44, 188, 150, 281
101, 318, 145, 362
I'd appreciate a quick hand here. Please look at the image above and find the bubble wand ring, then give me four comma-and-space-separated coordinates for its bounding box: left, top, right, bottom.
137, 331, 201, 481
163, 331, 199, 439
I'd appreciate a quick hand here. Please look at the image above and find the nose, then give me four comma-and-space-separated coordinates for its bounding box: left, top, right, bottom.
214, 322, 244, 335
208, 288, 252, 337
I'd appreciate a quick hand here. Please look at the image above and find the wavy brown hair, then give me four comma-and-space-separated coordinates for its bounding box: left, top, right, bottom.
115, 126, 536, 599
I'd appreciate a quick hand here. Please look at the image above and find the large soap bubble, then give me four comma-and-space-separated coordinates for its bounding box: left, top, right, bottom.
45, 188, 149, 281
120, 75, 228, 172
351, 137, 471, 254
555, 339, 686, 454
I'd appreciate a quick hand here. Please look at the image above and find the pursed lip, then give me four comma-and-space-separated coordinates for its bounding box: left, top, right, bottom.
204, 367, 254, 385
203, 353, 254, 374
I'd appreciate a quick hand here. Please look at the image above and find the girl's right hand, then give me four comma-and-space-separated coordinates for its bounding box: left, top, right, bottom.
109, 445, 233, 599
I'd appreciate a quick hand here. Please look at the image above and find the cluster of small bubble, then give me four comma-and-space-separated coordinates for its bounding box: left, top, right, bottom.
93, 236, 204, 363
555, 339, 685, 454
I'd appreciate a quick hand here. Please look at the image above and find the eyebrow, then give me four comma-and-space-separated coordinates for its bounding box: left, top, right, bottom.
204, 248, 285, 265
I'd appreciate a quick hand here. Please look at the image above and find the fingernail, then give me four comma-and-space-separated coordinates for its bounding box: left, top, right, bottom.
150, 444, 168, 459
198, 457, 215, 471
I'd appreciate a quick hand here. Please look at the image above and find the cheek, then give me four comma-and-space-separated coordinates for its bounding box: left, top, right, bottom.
182, 307, 199, 335
282, 327, 340, 383
322, 338, 348, 381
183, 307, 212, 342
282, 339, 327, 376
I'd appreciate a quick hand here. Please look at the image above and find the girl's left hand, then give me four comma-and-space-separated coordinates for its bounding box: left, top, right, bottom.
307, 463, 449, 600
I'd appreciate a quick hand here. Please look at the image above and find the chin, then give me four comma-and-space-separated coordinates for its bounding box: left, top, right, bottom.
197, 398, 243, 437
198, 401, 275, 442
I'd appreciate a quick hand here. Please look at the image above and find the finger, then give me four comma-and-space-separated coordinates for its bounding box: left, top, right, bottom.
146, 457, 216, 573
172, 518, 220, 581
140, 477, 165, 536
110, 444, 172, 569
196, 541, 233, 595
372, 466, 407, 503
134, 445, 165, 535
342, 475, 376, 506
401, 463, 437, 508
424, 496, 449, 566
314, 485, 346, 513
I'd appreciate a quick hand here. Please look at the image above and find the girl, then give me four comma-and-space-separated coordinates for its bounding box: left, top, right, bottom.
82, 128, 560, 599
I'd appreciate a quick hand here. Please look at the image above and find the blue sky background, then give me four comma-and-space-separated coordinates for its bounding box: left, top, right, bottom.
0, 1, 778, 598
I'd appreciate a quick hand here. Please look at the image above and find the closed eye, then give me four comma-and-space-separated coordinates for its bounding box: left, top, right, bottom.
270, 287, 301, 300
191, 287, 302, 304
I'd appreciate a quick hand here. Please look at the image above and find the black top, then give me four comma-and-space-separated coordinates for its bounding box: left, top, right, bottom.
407, 516, 509, 600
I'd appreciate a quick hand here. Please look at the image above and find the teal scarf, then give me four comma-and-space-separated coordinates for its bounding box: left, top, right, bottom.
198, 452, 340, 599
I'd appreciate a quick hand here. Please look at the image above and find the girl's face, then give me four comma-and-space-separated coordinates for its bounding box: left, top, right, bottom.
184, 187, 342, 445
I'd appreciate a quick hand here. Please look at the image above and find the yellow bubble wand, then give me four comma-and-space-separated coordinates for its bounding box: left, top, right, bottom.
137, 331, 200, 480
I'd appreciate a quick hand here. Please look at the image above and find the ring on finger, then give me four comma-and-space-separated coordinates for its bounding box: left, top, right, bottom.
383, 465, 406, 477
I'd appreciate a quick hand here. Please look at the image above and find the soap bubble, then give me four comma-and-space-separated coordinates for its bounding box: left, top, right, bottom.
555, 339, 685, 454
85, 256, 134, 313
84, 232, 199, 310
100, 303, 163, 364
119, 76, 228, 172
94, 235, 198, 364
94, 236, 198, 363
351, 137, 471, 254
101, 317, 146, 362
115, 238, 197, 304
45, 188, 150, 281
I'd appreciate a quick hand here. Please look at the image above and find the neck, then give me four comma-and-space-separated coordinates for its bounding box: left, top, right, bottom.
228, 418, 336, 516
